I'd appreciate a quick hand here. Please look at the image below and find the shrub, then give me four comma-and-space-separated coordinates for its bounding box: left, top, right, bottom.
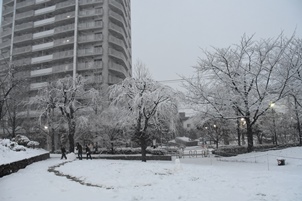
27, 141, 40, 148
12, 135, 30, 146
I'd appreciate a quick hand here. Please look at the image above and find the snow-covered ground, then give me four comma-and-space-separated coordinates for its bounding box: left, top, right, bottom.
0, 139, 48, 164
1, 142, 302, 201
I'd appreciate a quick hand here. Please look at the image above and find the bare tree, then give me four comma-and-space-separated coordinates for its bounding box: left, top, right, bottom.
183, 33, 298, 152
29, 75, 93, 152
109, 63, 179, 161
284, 38, 302, 145
0, 61, 23, 122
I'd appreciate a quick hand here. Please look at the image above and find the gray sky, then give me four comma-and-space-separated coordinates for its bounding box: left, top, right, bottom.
0, 0, 301, 84
131, 0, 302, 84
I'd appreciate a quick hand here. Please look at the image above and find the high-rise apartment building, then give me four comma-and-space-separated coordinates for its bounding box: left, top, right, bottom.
0, 0, 131, 92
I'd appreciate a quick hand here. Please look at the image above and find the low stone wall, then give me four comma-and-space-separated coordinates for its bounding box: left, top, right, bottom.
0, 152, 50, 178
94, 155, 172, 161
213, 143, 300, 157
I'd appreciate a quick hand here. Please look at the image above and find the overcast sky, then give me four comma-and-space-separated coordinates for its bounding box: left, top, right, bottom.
131, 0, 302, 85
0, 0, 301, 85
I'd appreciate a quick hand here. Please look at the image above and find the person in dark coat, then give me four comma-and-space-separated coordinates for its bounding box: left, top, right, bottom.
86, 144, 92, 160
76, 143, 83, 160
61, 146, 67, 160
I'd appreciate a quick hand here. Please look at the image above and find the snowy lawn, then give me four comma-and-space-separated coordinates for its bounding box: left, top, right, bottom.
1, 147, 302, 201
0, 139, 48, 164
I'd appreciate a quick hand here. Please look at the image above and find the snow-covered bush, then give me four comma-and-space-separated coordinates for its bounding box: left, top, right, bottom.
12, 135, 30, 146
27, 141, 40, 148
0, 138, 26, 152
146, 148, 167, 155
12, 145, 26, 152
99, 147, 169, 155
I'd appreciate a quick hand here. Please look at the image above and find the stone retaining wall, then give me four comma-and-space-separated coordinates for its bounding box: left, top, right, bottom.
0, 152, 50, 178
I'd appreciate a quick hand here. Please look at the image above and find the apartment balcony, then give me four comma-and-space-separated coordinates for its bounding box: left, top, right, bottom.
15, 22, 33, 32
15, 10, 34, 20
35, 6, 56, 16
79, 0, 103, 6
3, 0, 14, 6
2, 17, 13, 27
32, 42, 54, 52
78, 34, 102, 43
54, 24, 74, 35
0, 28, 12, 38
109, 62, 127, 77
15, 69, 30, 79
109, 22, 127, 42
108, 75, 123, 85
53, 63, 73, 73
57, 0, 76, 10
109, 11, 129, 37
0, 40, 11, 48
30, 67, 53, 77
0, 52, 10, 60
14, 33, 33, 43
53, 50, 74, 60
15, 58, 31, 66
2, 6, 13, 16
33, 30, 54, 39
36, 0, 51, 5
30, 82, 48, 90
78, 21, 103, 30
31, 55, 53, 64
16, 0, 35, 9
54, 37, 74, 47
108, 48, 128, 65
34, 17, 55, 27
78, 48, 102, 56
13, 45, 32, 55
85, 75, 102, 84
109, 35, 129, 56
78, 61, 102, 71
55, 11, 75, 23
109, 1, 129, 26
79, 9, 103, 18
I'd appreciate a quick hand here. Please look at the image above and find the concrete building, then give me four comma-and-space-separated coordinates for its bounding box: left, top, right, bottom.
0, 0, 132, 93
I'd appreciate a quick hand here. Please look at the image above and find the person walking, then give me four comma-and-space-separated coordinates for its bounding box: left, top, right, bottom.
86, 144, 92, 160
61, 146, 67, 160
76, 142, 83, 160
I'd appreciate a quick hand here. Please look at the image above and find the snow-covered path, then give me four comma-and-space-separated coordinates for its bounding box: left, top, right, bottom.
1, 148, 302, 201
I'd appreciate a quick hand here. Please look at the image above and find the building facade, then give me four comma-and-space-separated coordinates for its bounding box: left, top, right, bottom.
0, 0, 131, 92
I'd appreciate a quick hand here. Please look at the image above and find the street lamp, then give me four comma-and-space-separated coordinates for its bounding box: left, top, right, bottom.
240, 118, 246, 145
270, 102, 277, 145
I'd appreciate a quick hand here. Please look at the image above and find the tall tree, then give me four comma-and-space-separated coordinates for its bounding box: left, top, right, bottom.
183, 33, 298, 152
29, 75, 93, 152
284, 38, 302, 145
109, 63, 179, 161
0, 61, 23, 122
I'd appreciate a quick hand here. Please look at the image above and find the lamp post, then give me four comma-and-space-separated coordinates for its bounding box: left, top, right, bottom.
213, 124, 219, 148
270, 102, 277, 145
240, 118, 246, 145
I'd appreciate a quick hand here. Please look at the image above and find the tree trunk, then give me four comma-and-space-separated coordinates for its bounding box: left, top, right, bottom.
68, 119, 76, 153
140, 134, 147, 162
246, 118, 253, 152
294, 98, 302, 146
237, 117, 241, 146
51, 127, 55, 153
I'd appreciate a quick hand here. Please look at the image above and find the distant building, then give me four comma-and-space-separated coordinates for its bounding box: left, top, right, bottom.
0, 0, 132, 93
179, 112, 194, 130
